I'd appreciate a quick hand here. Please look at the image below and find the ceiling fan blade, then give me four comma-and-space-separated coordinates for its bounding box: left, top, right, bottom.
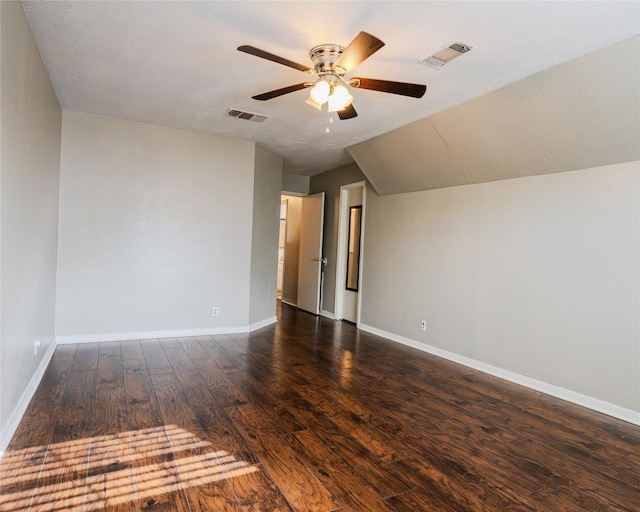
350, 77, 426, 98
338, 104, 358, 120
334, 32, 385, 74
238, 45, 312, 73
252, 83, 312, 101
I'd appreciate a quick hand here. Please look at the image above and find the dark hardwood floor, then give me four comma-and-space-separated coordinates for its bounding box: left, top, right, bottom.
1, 303, 638, 511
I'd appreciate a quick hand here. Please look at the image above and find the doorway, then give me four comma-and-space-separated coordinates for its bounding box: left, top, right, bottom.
277, 193, 325, 315
334, 182, 366, 323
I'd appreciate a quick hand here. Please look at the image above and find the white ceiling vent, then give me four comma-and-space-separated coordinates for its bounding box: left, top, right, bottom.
420, 42, 473, 69
225, 108, 267, 123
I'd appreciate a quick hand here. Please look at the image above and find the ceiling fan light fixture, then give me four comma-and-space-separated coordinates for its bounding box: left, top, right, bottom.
305, 95, 323, 111
327, 84, 353, 112
240, 31, 426, 122
310, 79, 330, 104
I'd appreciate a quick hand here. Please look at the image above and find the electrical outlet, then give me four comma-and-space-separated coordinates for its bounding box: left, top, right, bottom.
34, 339, 41, 355
420, 320, 427, 332
212, 307, 219, 317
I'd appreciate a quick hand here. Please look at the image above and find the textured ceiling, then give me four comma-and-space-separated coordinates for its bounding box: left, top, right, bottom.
22, 1, 640, 176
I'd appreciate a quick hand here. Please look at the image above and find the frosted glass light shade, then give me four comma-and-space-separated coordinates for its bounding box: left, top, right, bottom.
310, 80, 330, 104
305, 95, 323, 110
327, 84, 353, 112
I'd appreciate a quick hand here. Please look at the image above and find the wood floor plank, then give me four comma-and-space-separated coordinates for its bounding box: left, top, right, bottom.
386, 360, 638, 493
387, 457, 536, 512
191, 358, 249, 408
224, 465, 294, 512
161, 344, 207, 388
196, 336, 241, 372
386, 488, 464, 512
149, 371, 245, 511
225, 370, 305, 434
227, 404, 339, 511
96, 342, 124, 389
181, 386, 259, 465
27, 370, 95, 512
122, 357, 146, 372
152, 371, 294, 511
285, 429, 396, 512
285, 398, 413, 499
84, 386, 137, 511
177, 336, 210, 360
122, 363, 190, 511
0, 354, 77, 510
5, 351, 75, 451
294, 384, 409, 463
139, 339, 173, 375
119, 339, 144, 361
71, 344, 99, 372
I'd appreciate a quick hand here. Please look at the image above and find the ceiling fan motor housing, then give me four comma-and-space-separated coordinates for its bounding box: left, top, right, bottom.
309, 44, 345, 75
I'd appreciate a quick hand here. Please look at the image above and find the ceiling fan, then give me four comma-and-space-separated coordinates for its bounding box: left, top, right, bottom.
238, 31, 426, 120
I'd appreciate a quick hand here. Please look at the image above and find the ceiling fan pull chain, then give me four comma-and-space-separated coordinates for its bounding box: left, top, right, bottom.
325, 107, 331, 133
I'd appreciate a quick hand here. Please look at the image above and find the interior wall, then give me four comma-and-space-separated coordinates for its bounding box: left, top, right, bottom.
249, 145, 283, 325
361, 161, 639, 412
309, 163, 367, 314
282, 173, 310, 196
0, 1, 62, 449
56, 111, 256, 337
281, 195, 302, 305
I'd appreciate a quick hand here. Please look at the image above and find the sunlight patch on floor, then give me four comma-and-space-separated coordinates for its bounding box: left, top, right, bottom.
0, 425, 260, 511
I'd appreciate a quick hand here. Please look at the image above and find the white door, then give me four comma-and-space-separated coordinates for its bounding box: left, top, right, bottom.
297, 192, 325, 315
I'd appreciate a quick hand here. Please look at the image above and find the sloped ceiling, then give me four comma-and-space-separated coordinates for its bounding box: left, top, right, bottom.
348, 36, 640, 195
21, 1, 640, 178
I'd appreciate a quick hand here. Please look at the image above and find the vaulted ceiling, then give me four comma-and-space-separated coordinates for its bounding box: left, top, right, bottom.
22, 1, 640, 189
349, 35, 640, 195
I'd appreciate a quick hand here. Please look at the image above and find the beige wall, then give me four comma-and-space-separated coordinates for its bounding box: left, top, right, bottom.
56, 111, 259, 337
1, 1, 62, 450
361, 161, 639, 412
249, 145, 283, 324
282, 173, 309, 196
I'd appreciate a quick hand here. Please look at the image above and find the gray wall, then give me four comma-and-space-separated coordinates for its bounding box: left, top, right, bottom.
1, 1, 62, 448
309, 163, 367, 314
56, 111, 257, 336
361, 161, 639, 411
282, 173, 309, 196
249, 145, 283, 325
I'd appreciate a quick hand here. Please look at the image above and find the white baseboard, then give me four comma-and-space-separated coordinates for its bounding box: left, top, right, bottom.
0, 340, 58, 456
320, 310, 335, 320
358, 323, 640, 426
56, 325, 253, 344
55, 317, 279, 345
280, 299, 297, 307
249, 316, 277, 332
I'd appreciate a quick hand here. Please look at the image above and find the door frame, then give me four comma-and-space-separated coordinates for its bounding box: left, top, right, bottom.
334, 181, 366, 323
277, 198, 288, 301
